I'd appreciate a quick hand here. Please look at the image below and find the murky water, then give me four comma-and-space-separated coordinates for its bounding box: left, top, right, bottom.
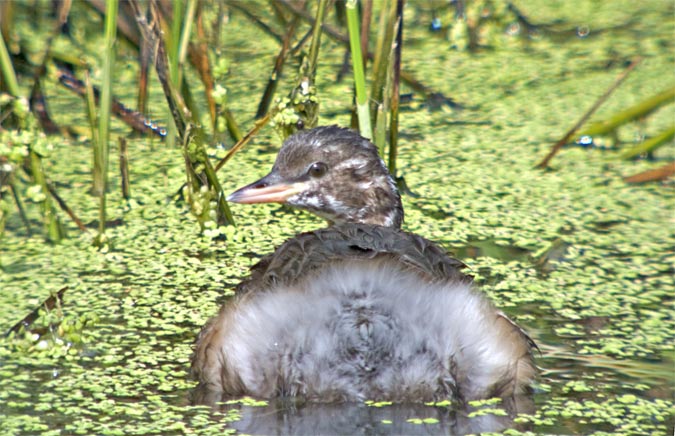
1, 1, 673, 434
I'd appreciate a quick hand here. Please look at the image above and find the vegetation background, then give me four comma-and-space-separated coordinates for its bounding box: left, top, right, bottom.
0, 0, 672, 434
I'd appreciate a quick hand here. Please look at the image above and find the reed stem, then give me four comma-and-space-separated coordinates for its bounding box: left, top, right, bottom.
308, 0, 328, 78
170, 0, 183, 87
177, 0, 197, 87
620, 125, 675, 160
387, 0, 403, 178
0, 32, 20, 97
582, 86, 675, 136
95, 0, 118, 245
29, 150, 64, 242
346, 0, 372, 139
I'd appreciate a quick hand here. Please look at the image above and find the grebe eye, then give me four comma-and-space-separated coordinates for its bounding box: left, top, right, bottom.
308, 162, 328, 178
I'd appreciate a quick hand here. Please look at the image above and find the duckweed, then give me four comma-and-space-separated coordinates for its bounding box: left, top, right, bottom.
1, 0, 673, 434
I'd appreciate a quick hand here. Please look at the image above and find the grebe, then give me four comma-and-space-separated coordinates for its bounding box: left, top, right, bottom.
191, 126, 535, 402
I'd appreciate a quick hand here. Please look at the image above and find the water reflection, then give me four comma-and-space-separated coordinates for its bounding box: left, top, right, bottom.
192, 389, 535, 435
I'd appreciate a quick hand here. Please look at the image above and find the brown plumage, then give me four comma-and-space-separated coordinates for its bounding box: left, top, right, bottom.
191, 126, 536, 402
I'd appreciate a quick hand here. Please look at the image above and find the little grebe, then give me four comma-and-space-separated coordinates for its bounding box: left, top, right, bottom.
191, 126, 536, 402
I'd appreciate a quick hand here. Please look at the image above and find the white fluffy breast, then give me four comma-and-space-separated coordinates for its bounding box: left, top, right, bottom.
211, 259, 524, 401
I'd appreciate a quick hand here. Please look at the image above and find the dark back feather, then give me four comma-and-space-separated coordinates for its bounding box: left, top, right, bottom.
237, 224, 472, 294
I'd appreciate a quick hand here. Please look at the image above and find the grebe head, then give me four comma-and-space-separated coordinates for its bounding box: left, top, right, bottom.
227, 126, 403, 228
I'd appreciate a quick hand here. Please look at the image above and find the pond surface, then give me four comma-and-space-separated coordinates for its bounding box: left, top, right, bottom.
1, 1, 673, 434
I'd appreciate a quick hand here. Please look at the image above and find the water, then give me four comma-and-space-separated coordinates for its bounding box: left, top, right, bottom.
1, 0, 673, 434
